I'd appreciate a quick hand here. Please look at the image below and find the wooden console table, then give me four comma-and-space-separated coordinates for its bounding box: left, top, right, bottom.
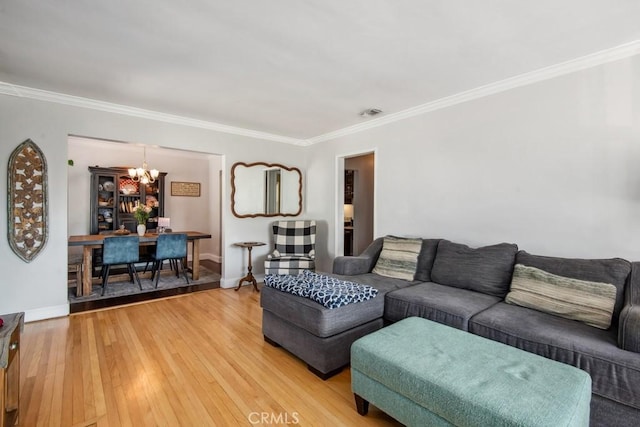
234, 242, 265, 292
0, 312, 23, 427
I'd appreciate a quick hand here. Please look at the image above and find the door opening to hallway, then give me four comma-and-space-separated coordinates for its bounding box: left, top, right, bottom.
343, 152, 374, 256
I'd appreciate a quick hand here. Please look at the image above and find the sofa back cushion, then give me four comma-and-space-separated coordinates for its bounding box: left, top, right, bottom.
506, 264, 618, 329
431, 240, 518, 298
372, 236, 423, 281
515, 251, 630, 321
414, 239, 442, 282
272, 220, 316, 257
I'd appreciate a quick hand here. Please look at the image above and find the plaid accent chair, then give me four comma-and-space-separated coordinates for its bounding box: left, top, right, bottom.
264, 220, 316, 275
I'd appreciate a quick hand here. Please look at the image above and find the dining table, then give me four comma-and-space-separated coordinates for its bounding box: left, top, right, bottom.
68, 231, 212, 296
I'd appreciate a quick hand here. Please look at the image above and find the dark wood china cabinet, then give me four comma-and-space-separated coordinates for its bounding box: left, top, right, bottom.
89, 166, 167, 235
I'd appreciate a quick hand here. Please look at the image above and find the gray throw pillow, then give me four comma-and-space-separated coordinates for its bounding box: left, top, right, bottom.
431, 240, 518, 298
506, 264, 617, 329
372, 236, 422, 281
515, 251, 630, 320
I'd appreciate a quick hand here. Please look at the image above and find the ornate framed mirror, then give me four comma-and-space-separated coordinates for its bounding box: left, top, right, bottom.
231, 162, 302, 218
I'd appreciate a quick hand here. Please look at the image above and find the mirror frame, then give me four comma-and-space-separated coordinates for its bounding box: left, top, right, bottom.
231, 161, 303, 218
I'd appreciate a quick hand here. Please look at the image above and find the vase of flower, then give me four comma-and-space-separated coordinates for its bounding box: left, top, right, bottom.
133, 203, 152, 236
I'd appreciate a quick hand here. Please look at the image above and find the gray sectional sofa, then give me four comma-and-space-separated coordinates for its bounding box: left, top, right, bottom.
260, 236, 640, 427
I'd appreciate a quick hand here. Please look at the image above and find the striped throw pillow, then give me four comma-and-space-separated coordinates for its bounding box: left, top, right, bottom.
372, 236, 422, 281
506, 264, 617, 329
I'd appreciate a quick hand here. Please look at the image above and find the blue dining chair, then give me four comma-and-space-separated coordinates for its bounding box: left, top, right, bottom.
151, 233, 189, 288
101, 235, 142, 296
142, 228, 173, 274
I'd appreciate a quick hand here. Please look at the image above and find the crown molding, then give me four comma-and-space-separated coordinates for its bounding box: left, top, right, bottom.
2, 39, 639, 147
307, 39, 640, 144
0, 82, 308, 146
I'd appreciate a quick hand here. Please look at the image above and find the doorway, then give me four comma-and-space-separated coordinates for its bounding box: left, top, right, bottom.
342, 152, 375, 256
67, 136, 223, 309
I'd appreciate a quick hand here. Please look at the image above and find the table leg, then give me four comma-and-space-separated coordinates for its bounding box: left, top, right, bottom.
236, 246, 259, 292
191, 240, 201, 280
82, 246, 92, 296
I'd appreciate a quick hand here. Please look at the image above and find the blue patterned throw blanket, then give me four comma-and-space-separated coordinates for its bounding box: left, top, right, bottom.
264, 270, 378, 309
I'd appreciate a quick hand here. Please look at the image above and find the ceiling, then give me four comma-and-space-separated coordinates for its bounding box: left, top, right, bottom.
1, 1, 639, 142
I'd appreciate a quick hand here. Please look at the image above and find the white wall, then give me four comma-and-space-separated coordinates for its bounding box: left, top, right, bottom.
307, 55, 640, 273
0, 96, 306, 320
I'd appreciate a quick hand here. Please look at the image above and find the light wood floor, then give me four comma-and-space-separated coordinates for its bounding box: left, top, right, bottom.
19, 287, 402, 426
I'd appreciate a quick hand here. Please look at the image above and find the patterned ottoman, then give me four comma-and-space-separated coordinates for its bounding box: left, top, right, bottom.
352, 317, 592, 426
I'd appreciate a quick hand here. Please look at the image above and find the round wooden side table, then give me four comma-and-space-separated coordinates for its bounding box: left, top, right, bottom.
234, 241, 266, 292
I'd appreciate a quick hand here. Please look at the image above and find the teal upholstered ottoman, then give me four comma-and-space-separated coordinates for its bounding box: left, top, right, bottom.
351, 317, 591, 427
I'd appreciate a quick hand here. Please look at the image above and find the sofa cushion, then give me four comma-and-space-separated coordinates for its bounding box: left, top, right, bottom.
303, 270, 379, 309
431, 240, 518, 298
372, 236, 422, 281
506, 264, 617, 329
384, 282, 501, 331
260, 272, 417, 338
413, 239, 442, 282
333, 237, 383, 275
272, 220, 316, 257
264, 271, 379, 309
515, 251, 631, 321
333, 272, 422, 292
469, 302, 640, 410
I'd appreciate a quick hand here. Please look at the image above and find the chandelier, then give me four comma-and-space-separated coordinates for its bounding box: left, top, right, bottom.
128, 146, 159, 184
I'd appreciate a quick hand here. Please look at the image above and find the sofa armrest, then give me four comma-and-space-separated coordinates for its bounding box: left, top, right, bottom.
332, 237, 384, 275
619, 305, 640, 353
626, 262, 640, 306
333, 256, 373, 275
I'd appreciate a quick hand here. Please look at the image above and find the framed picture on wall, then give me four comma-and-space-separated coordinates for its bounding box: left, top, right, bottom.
171, 181, 201, 197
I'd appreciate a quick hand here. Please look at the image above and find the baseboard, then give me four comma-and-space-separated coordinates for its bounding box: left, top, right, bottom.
221, 274, 264, 289
220, 277, 237, 288
200, 252, 222, 263
25, 304, 70, 322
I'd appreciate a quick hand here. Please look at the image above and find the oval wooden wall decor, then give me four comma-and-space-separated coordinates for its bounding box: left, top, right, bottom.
7, 139, 48, 262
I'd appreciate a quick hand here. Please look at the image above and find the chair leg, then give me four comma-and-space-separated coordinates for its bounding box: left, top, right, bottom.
101, 264, 111, 296
179, 258, 190, 284
166, 259, 178, 277
154, 260, 162, 288
173, 259, 179, 277
130, 263, 143, 290
150, 261, 156, 280
146, 259, 165, 274
127, 264, 135, 283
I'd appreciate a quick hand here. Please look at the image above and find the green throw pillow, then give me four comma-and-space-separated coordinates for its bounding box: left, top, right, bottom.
506, 264, 617, 329
372, 236, 422, 281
